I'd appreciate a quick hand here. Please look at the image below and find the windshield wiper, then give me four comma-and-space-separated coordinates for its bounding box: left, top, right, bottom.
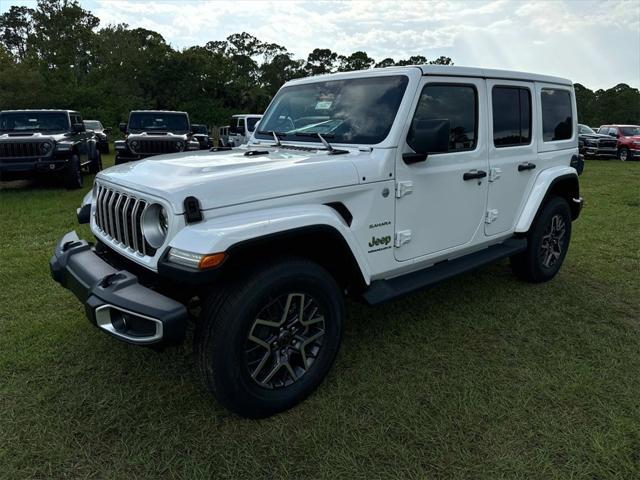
257, 130, 288, 146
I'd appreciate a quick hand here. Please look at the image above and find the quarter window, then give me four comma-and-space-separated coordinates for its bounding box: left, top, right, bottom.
492, 86, 532, 147
541, 89, 573, 141
411, 84, 477, 152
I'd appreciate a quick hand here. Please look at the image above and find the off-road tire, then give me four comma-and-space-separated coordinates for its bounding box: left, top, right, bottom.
89, 151, 102, 174
64, 154, 83, 189
195, 258, 345, 418
510, 196, 572, 283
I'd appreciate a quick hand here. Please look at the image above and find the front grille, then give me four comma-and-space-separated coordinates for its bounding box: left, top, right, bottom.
598, 139, 617, 149
0, 141, 49, 158
131, 140, 180, 155
94, 183, 156, 256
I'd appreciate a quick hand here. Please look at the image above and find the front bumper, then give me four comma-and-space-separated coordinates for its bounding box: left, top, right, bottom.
0, 158, 68, 174
50, 231, 188, 346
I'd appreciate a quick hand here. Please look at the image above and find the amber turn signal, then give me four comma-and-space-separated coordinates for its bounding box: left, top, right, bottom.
198, 252, 226, 270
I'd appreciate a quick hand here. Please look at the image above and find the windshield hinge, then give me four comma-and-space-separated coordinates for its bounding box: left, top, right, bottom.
485, 209, 499, 224
395, 181, 413, 198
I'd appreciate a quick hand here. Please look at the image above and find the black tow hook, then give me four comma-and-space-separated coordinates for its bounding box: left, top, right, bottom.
99, 272, 126, 288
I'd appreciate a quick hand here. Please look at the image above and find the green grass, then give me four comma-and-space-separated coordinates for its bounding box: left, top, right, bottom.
1, 154, 639, 479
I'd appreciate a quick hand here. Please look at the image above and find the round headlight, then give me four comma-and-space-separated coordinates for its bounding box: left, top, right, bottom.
175, 141, 184, 151
141, 203, 169, 249
130, 140, 140, 151
40, 142, 52, 153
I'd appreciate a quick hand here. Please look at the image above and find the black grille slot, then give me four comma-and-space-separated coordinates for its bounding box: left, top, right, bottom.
133, 140, 179, 155
0, 141, 48, 158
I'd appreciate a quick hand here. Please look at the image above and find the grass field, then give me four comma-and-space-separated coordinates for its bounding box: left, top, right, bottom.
1, 153, 639, 479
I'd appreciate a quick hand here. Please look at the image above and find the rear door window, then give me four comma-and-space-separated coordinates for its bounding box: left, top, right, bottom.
492, 86, 532, 147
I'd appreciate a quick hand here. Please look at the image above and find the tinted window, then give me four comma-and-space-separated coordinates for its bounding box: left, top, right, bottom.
192, 125, 208, 134
541, 89, 573, 141
255, 75, 409, 144
0, 111, 70, 132
492, 87, 532, 147
620, 126, 640, 136
246, 117, 260, 132
411, 84, 477, 152
127, 112, 189, 133
578, 124, 595, 135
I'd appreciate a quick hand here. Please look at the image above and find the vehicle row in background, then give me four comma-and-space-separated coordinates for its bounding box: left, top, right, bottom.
578, 124, 617, 158
114, 110, 200, 165
219, 114, 262, 147
597, 124, 640, 161
0, 109, 102, 189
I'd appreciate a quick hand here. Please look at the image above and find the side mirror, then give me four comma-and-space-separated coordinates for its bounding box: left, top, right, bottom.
104, 127, 112, 134
73, 123, 86, 133
404, 118, 450, 164
119, 122, 127, 134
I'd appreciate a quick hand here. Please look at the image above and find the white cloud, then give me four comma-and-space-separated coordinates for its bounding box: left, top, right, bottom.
2, 0, 638, 89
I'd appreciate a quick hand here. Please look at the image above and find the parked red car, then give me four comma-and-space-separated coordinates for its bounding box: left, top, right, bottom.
597, 124, 640, 161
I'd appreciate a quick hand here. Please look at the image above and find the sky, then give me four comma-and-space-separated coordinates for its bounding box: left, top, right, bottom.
1, 0, 639, 91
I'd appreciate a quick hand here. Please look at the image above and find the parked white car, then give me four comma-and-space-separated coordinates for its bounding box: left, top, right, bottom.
52, 65, 583, 418
226, 113, 262, 146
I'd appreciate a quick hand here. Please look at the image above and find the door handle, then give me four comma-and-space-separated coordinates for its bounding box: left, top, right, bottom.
518, 162, 536, 172
463, 169, 487, 181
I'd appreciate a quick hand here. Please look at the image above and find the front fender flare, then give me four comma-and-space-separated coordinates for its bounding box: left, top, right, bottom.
515, 166, 579, 233
167, 204, 372, 284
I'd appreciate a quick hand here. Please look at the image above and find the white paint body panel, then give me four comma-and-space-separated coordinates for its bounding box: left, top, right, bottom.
89, 65, 579, 282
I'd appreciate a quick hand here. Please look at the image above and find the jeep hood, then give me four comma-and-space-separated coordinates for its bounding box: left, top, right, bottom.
96, 148, 360, 213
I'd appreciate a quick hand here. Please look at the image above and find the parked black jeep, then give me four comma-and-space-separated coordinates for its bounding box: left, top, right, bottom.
191, 124, 212, 149
0, 109, 101, 189
114, 110, 199, 165
578, 124, 618, 158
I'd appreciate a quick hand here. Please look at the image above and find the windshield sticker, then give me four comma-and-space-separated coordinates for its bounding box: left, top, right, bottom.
315, 101, 332, 110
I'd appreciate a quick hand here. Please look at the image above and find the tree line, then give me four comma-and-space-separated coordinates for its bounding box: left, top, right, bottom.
0, 0, 638, 132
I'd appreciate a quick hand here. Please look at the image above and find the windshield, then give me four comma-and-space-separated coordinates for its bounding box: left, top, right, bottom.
620, 126, 640, 136
84, 120, 103, 131
254, 75, 409, 144
0, 111, 70, 133
192, 125, 208, 134
578, 124, 595, 134
128, 112, 189, 133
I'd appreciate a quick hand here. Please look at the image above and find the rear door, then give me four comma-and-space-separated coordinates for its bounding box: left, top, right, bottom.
485, 80, 537, 236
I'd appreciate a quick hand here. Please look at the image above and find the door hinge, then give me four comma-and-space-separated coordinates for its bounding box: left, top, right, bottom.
395, 181, 413, 198
485, 209, 499, 224
394, 230, 412, 247
489, 167, 502, 182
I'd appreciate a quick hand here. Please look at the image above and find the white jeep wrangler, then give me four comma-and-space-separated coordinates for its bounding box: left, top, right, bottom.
51, 66, 584, 418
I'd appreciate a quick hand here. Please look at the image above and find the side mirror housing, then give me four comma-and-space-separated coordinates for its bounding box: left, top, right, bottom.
119, 122, 127, 134
73, 123, 85, 133
404, 118, 450, 164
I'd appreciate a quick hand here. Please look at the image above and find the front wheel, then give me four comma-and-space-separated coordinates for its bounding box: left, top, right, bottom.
510, 196, 572, 283
618, 147, 629, 162
63, 154, 83, 189
195, 259, 345, 418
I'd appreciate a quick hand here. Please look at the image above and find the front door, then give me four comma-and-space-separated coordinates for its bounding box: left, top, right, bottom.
485, 80, 537, 236
394, 77, 489, 261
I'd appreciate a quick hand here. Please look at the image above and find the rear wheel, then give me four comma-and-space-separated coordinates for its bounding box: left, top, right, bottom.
195, 258, 345, 418
64, 154, 83, 189
510, 196, 572, 283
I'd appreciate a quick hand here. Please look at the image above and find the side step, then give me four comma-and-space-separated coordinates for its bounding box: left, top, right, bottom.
362, 238, 527, 305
